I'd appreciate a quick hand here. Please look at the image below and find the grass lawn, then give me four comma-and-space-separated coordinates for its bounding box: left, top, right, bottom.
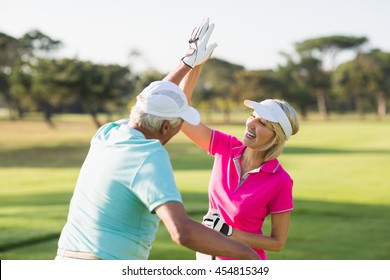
0, 113, 389, 260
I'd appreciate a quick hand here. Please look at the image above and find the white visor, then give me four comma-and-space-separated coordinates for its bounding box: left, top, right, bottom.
244, 99, 292, 140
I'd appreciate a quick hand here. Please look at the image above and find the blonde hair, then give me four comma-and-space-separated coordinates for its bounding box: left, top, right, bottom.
263, 100, 299, 162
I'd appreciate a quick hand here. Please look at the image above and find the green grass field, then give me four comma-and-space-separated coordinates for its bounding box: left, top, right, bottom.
0, 113, 389, 260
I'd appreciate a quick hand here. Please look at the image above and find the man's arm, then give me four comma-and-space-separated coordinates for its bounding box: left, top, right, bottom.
205, 210, 291, 252
155, 202, 260, 260
163, 61, 192, 86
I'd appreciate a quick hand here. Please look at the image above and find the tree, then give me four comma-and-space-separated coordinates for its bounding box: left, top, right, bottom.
6, 30, 63, 122
277, 55, 322, 118
333, 50, 390, 118
295, 35, 368, 118
332, 58, 371, 117
0, 32, 20, 66
9, 56, 133, 127
9, 58, 74, 126
369, 51, 390, 118
64, 60, 133, 127
196, 58, 244, 122
8, 58, 32, 119
232, 70, 283, 101
0, 32, 22, 118
19, 29, 62, 58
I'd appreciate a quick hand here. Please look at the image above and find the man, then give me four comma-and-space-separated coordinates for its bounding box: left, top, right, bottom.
55, 18, 259, 260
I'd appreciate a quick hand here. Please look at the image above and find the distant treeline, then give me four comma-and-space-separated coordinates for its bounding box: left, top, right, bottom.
1, 29, 389, 127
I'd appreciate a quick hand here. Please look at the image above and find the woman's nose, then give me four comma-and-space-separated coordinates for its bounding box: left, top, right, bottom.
246, 118, 255, 128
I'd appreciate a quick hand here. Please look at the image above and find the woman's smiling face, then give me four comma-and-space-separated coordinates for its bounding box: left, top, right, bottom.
242, 112, 275, 149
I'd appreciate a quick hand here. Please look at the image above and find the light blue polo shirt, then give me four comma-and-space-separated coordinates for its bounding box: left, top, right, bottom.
58, 119, 183, 259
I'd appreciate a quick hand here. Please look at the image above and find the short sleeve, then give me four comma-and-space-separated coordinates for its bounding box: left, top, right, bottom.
269, 177, 294, 214
209, 130, 243, 156
132, 150, 182, 213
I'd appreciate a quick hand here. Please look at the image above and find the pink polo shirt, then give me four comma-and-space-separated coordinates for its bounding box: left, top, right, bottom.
208, 130, 294, 260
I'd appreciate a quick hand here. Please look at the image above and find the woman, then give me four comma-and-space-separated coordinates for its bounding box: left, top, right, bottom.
180, 65, 299, 260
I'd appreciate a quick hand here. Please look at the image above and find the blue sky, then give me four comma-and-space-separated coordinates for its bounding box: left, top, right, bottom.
1, 0, 389, 72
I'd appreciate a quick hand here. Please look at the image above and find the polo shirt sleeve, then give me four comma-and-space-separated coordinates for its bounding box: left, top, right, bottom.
269, 177, 294, 214
209, 130, 242, 156
131, 150, 183, 213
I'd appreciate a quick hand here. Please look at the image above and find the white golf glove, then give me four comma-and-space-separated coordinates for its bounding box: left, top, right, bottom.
181, 18, 218, 68
203, 209, 233, 237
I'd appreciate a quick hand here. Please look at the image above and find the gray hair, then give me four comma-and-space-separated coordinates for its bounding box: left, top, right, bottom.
129, 103, 182, 132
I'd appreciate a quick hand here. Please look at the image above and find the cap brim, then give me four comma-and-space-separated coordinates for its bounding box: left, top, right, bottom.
179, 106, 200, 125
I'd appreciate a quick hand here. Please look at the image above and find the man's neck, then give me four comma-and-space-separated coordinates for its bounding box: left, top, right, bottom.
128, 122, 160, 141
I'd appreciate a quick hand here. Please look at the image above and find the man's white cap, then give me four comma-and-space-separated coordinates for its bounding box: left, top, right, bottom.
244, 99, 292, 140
136, 81, 200, 125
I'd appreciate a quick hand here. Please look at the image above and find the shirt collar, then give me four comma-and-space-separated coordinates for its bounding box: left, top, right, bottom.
260, 158, 280, 173
233, 145, 280, 174
118, 123, 146, 139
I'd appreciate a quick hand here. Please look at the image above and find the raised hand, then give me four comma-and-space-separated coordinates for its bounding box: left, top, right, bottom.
181, 18, 217, 68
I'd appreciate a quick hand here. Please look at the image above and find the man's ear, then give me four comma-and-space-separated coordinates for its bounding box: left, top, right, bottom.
160, 120, 170, 136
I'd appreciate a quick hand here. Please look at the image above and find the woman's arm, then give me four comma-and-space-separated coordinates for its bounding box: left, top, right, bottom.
163, 61, 192, 86
179, 65, 213, 151
230, 212, 291, 252
180, 65, 202, 101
